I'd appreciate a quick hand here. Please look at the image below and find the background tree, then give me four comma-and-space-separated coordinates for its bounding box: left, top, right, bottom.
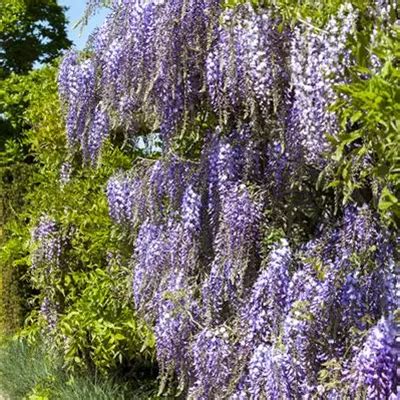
0, 0, 71, 78
0, 0, 71, 146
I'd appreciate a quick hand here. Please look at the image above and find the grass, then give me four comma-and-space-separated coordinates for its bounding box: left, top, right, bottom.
0, 336, 160, 400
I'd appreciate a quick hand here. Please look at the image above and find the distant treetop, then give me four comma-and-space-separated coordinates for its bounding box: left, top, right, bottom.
0, 0, 72, 77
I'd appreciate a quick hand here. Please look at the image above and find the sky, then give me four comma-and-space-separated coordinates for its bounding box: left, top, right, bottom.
58, 1, 110, 50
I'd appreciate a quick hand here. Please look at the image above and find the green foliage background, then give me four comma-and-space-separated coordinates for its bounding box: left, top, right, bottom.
10, 66, 156, 376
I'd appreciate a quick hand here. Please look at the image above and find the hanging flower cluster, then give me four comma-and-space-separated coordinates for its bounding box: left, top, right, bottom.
106, 140, 397, 397
59, 0, 221, 154
286, 3, 358, 166
349, 317, 397, 399
56, 0, 399, 397
206, 6, 288, 124
31, 215, 64, 331
31, 215, 61, 270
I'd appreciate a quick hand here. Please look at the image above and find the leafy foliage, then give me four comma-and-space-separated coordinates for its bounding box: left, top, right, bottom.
327, 25, 400, 224
0, 0, 71, 77
0, 142, 34, 334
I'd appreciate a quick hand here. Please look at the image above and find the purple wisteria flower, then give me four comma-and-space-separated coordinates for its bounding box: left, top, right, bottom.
349, 318, 397, 399
244, 239, 291, 342
86, 105, 110, 163
181, 184, 202, 238
133, 220, 167, 313
106, 174, 137, 225
59, 53, 96, 150
239, 344, 296, 399
202, 183, 262, 319
206, 5, 287, 123
31, 215, 61, 270
40, 296, 58, 331
189, 327, 232, 399
59, 162, 72, 185
154, 271, 199, 381
286, 4, 357, 167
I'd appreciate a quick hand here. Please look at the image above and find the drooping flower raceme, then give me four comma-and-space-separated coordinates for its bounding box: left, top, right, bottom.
189, 327, 232, 399
244, 240, 291, 342
240, 344, 296, 400
31, 215, 61, 270
206, 5, 287, 123
286, 4, 358, 166
349, 318, 397, 399
106, 174, 137, 225
86, 104, 110, 163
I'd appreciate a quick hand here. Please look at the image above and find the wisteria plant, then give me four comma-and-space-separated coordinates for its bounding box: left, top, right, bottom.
24, 0, 400, 398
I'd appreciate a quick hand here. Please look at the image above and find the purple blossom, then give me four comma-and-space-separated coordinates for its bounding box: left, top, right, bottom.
133, 221, 167, 312
206, 5, 287, 122
32, 215, 57, 242
202, 183, 261, 318
86, 105, 110, 163
31, 216, 61, 270
59, 54, 96, 149
189, 327, 232, 399
181, 184, 202, 238
154, 271, 198, 380
244, 240, 291, 342
240, 344, 296, 399
59, 162, 72, 185
286, 4, 357, 166
106, 174, 136, 225
40, 297, 58, 331
349, 318, 397, 399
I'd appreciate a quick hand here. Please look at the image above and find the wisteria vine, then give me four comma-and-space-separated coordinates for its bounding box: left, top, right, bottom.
49, 0, 400, 397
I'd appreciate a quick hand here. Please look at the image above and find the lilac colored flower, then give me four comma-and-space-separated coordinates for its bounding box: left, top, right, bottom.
189, 327, 232, 399
181, 184, 202, 238
86, 105, 110, 163
40, 296, 58, 331
202, 183, 261, 318
58, 50, 78, 102
350, 318, 397, 399
59, 53, 96, 149
206, 5, 287, 122
106, 174, 136, 225
238, 344, 296, 399
222, 183, 261, 251
244, 240, 291, 341
32, 215, 57, 242
133, 221, 167, 312
265, 141, 288, 195
59, 162, 72, 185
31, 215, 61, 270
286, 4, 357, 166
154, 271, 198, 379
